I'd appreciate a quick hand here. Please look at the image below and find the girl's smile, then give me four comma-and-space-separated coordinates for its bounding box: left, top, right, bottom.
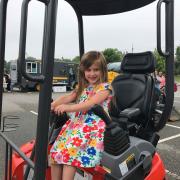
84, 63, 101, 85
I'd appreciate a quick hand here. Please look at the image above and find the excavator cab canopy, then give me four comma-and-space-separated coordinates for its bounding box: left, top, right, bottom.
65, 0, 156, 15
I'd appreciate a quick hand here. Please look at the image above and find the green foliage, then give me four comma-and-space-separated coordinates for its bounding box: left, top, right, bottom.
63, 59, 72, 62
72, 56, 80, 63
175, 46, 180, 75
175, 75, 180, 83
4, 60, 7, 71
54, 58, 62, 61
153, 49, 165, 73
102, 48, 124, 64
4, 60, 10, 73
175, 46, 180, 62
55, 58, 70, 62
59, 57, 72, 62
175, 61, 180, 75
6, 62, 11, 73
26, 56, 37, 61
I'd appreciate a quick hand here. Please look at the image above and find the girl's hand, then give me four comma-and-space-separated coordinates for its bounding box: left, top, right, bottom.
51, 101, 57, 111
54, 104, 72, 115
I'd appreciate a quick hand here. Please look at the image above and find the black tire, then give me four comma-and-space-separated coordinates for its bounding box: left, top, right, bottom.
19, 85, 28, 92
35, 84, 40, 91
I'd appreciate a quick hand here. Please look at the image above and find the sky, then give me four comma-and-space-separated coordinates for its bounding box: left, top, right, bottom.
4, 0, 180, 61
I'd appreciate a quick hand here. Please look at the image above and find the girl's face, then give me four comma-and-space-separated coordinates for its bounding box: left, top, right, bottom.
84, 62, 101, 86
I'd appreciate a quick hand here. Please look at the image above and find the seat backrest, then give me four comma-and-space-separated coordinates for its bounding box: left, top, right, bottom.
110, 51, 156, 129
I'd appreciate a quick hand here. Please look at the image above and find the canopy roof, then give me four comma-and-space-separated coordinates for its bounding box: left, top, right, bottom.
65, 0, 156, 15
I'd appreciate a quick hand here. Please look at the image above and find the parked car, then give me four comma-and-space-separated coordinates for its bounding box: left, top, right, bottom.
107, 62, 121, 73
107, 62, 121, 83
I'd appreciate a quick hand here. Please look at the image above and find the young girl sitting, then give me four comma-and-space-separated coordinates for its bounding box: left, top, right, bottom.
50, 51, 112, 180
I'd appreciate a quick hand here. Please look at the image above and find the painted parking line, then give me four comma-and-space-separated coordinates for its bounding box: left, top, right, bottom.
30, 110, 38, 115
30, 111, 180, 143
158, 124, 180, 143
165, 169, 180, 179
162, 122, 180, 178
29, 111, 180, 177
158, 133, 180, 143
166, 124, 180, 129
30, 111, 180, 130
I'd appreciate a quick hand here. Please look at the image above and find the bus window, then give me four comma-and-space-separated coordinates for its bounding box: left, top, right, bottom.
32, 63, 37, 73
26, 62, 38, 73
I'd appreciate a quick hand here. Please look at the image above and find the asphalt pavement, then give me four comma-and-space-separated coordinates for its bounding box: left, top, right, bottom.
0, 88, 180, 179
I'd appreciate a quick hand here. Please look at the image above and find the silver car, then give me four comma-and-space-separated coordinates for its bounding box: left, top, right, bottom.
107, 62, 121, 73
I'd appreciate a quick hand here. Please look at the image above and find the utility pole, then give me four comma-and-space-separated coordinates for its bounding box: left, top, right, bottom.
132, 44, 134, 53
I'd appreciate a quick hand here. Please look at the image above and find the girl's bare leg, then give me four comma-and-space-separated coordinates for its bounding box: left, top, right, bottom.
51, 164, 63, 180
62, 164, 76, 180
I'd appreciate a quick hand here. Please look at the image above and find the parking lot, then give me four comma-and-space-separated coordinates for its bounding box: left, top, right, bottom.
0, 89, 180, 179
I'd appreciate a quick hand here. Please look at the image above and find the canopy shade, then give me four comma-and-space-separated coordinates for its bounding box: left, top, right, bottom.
65, 0, 156, 15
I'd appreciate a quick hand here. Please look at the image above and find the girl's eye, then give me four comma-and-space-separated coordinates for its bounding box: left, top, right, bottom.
94, 69, 99, 71
85, 68, 99, 72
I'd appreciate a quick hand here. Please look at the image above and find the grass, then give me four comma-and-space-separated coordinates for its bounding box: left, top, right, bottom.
175, 75, 180, 83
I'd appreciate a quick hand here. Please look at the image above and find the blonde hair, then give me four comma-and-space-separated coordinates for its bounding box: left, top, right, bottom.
76, 51, 108, 99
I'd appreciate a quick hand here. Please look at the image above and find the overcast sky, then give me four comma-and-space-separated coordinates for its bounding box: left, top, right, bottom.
4, 0, 180, 61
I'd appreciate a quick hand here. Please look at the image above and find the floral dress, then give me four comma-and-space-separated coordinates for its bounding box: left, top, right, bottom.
50, 82, 112, 168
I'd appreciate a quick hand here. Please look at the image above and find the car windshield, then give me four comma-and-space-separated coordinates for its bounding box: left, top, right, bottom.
107, 62, 121, 73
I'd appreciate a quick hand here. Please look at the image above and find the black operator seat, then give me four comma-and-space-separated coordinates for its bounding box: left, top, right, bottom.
109, 51, 159, 146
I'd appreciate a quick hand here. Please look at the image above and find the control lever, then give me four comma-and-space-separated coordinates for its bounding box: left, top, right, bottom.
49, 112, 68, 145
91, 104, 130, 156
90, 104, 111, 125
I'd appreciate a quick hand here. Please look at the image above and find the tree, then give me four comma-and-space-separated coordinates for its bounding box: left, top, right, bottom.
175, 46, 180, 75
6, 62, 11, 73
102, 48, 124, 64
4, 60, 10, 73
153, 49, 165, 73
55, 57, 72, 62
175, 61, 180, 75
175, 46, 180, 62
72, 56, 80, 63
4, 60, 7, 72
26, 56, 36, 61
63, 58, 71, 62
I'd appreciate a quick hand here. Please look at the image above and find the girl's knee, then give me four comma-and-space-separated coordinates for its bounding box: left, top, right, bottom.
51, 164, 63, 180
62, 165, 76, 180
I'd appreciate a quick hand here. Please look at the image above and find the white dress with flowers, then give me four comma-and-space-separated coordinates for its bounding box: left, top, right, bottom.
50, 83, 112, 167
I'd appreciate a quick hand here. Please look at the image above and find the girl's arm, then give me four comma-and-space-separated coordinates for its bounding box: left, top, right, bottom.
51, 91, 77, 111
54, 90, 110, 114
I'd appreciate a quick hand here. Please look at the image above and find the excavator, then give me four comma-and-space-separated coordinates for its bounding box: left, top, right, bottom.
0, 0, 174, 179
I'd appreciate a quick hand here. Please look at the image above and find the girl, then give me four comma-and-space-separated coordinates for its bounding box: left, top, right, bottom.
50, 51, 112, 180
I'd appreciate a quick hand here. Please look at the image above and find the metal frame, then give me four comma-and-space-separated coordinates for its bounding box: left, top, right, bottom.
0, 0, 58, 179
0, 0, 8, 132
156, 0, 174, 130
74, 8, 84, 58
0, 0, 174, 179
71, 0, 174, 131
